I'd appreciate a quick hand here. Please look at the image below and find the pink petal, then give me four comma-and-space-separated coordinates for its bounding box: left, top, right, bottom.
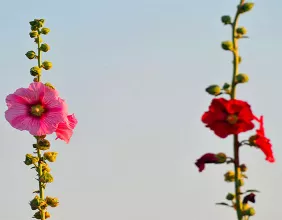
55, 114, 78, 143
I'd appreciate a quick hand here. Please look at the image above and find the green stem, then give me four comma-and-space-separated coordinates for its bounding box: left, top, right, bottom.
37, 147, 45, 220
231, 1, 245, 219
37, 35, 41, 82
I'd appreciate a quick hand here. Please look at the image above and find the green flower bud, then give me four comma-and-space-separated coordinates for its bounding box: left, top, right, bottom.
226, 193, 235, 201
215, 153, 227, 163
221, 15, 232, 25
34, 37, 43, 44
30, 19, 45, 30
222, 83, 230, 90
40, 43, 50, 52
41, 28, 50, 35
42, 61, 52, 70
240, 164, 247, 172
39, 172, 54, 183
29, 195, 40, 210
40, 162, 51, 173
238, 3, 255, 14
30, 66, 42, 77
44, 152, 58, 162
46, 196, 59, 207
232, 56, 242, 64
224, 171, 235, 182
236, 73, 249, 83
237, 179, 244, 187
33, 211, 50, 219
24, 154, 39, 165
45, 82, 55, 90
249, 135, 257, 146
37, 139, 50, 150
29, 31, 38, 38
242, 207, 256, 216
236, 27, 247, 35
25, 51, 36, 59
31, 25, 38, 31
205, 85, 221, 96
221, 41, 233, 51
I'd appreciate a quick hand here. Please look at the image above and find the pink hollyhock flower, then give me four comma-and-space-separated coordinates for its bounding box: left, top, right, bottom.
55, 114, 78, 143
5, 82, 67, 136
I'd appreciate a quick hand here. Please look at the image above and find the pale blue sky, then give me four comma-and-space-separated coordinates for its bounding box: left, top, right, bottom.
0, 0, 281, 219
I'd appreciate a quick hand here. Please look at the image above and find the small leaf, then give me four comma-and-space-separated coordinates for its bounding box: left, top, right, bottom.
215, 202, 231, 207
245, 189, 260, 193
242, 174, 248, 179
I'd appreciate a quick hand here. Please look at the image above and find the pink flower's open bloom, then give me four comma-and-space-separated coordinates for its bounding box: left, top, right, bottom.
5, 82, 68, 136
55, 114, 78, 143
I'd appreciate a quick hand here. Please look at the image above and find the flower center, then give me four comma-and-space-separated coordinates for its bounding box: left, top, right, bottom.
30, 104, 45, 117
226, 114, 238, 124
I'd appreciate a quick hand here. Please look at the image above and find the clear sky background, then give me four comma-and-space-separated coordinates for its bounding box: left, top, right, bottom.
0, 0, 281, 219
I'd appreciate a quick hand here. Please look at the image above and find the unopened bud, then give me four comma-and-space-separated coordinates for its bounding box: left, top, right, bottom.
237, 178, 244, 187
46, 196, 59, 207
41, 28, 50, 35
236, 27, 247, 35
221, 15, 232, 25
236, 73, 249, 83
248, 135, 257, 146
29, 195, 40, 210
30, 66, 42, 77
37, 139, 50, 150
33, 211, 50, 219
34, 37, 43, 44
29, 31, 38, 38
224, 171, 235, 182
44, 152, 58, 162
24, 154, 39, 165
42, 61, 52, 70
240, 164, 247, 172
39, 172, 54, 183
221, 41, 233, 51
25, 51, 36, 59
45, 82, 55, 90
222, 83, 230, 90
205, 85, 221, 96
41, 162, 51, 173
215, 153, 227, 163
40, 43, 50, 52
242, 207, 256, 216
238, 3, 255, 14
226, 193, 235, 201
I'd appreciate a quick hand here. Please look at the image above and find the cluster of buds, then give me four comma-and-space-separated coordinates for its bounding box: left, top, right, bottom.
25, 19, 52, 81
24, 135, 59, 219
220, 165, 257, 217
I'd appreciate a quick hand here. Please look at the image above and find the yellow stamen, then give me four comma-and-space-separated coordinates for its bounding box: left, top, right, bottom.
226, 114, 238, 124
31, 104, 45, 117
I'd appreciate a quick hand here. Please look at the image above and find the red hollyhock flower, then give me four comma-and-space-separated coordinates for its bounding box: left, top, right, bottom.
243, 193, 256, 204
195, 153, 226, 172
250, 116, 275, 163
202, 98, 255, 138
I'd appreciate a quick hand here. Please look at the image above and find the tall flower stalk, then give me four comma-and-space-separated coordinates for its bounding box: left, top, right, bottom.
5, 19, 77, 219
195, 2, 274, 220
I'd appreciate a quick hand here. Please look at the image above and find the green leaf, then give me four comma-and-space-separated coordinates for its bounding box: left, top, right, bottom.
215, 202, 231, 207
245, 189, 260, 193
